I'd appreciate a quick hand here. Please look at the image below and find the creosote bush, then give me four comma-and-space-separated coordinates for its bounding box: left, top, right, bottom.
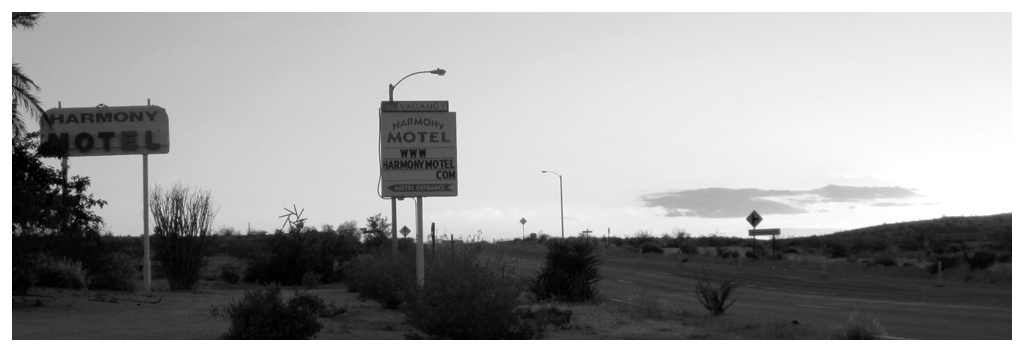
531, 238, 602, 302
221, 285, 323, 340
220, 264, 241, 284
87, 252, 136, 292
243, 228, 360, 286
31, 253, 88, 290
403, 247, 543, 339
342, 250, 416, 309
694, 272, 737, 316
150, 183, 217, 291
302, 271, 322, 290
835, 312, 886, 339
640, 242, 664, 254
967, 251, 997, 271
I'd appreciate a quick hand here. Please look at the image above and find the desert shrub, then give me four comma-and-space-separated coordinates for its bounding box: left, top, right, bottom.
784, 248, 799, 254
967, 251, 997, 271
150, 184, 216, 291
220, 264, 241, 284
403, 247, 542, 339
538, 234, 551, 243
745, 251, 758, 259
928, 255, 962, 274
825, 242, 847, 259
872, 257, 897, 267
243, 229, 359, 286
342, 250, 416, 309
640, 242, 663, 254
87, 252, 137, 292
694, 272, 737, 316
288, 289, 327, 315
13, 268, 35, 295
221, 285, 323, 339
679, 242, 698, 254
996, 253, 1011, 263
531, 238, 602, 302
302, 271, 322, 290
835, 312, 886, 339
32, 253, 88, 290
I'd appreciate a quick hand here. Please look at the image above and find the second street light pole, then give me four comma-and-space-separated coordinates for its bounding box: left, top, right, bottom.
542, 170, 564, 238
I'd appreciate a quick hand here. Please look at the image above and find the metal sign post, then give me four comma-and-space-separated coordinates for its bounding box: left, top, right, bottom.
415, 196, 424, 287
746, 210, 781, 260
380, 100, 457, 288
520, 218, 527, 240
42, 100, 169, 292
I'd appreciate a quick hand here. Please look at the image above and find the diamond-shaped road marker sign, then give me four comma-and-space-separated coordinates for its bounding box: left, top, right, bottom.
400, 225, 411, 237
520, 218, 527, 225
746, 210, 763, 229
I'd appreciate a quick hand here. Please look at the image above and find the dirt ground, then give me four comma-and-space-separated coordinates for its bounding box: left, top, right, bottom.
12, 245, 1010, 340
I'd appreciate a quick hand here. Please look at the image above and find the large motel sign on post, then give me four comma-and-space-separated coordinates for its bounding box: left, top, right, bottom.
380, 100, 457, 287
40, 103, 170, 292
379, 100, 457, 197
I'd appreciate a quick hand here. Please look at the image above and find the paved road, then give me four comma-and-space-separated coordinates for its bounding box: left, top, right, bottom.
491, 244, 1011, 339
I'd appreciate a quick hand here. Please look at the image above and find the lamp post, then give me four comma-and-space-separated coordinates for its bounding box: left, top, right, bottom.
541, 171, 564, 238
386, 68, 446, 286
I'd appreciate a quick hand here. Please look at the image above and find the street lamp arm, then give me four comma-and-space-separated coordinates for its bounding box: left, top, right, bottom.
389, 68, 447, 101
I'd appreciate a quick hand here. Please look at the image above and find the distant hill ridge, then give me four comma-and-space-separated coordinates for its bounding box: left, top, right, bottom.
807, 213, 1011, 251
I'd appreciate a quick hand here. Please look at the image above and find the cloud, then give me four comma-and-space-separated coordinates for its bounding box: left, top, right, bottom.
810, 185, 919, 202
639, 184, 920, 218
872, 202, 911, 207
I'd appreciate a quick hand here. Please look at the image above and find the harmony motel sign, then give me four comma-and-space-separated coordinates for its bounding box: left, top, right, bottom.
40, 105, 170, 157
379, 101, 457, 198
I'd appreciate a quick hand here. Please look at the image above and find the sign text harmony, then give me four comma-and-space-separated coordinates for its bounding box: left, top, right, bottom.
41, 105, 170, 157
379, 111, 457, 197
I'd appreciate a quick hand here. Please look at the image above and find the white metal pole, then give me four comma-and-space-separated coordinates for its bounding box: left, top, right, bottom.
143, 153, 151, 292
143, 98, 152, 292
415, 196, 424, 287
391, 198, 398, 255
559, 175, 564, 239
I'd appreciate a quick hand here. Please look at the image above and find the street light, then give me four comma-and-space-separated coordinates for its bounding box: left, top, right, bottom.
386, 68, 446, 287
541, 170, 564, 238
384, 68, 446, 256
389, 68, 446, 102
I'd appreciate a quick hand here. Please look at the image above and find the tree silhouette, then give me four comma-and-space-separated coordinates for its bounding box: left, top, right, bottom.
12, 12, 49, 139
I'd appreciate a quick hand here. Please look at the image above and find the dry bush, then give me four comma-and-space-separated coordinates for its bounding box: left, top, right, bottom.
403, 247, 542, 339
342, 250, 416, 309
87, 252, 136, 292
834, 312, 886, 339
221, 285, 323, 339
302, 271, 322, 290
150, 184, 216, 291
219, 263, 241, 284
531, 238, 602, 302
694, 272, 737, 316
31, 253, 88, 290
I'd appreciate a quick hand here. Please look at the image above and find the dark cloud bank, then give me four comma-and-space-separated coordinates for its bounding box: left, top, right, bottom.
639, 185, 919, 218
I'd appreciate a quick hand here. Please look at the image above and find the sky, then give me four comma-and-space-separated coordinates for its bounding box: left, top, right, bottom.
8, 9, 1016, 242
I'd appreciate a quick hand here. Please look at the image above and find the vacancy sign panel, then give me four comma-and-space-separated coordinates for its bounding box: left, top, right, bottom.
379, 111, 457, 197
